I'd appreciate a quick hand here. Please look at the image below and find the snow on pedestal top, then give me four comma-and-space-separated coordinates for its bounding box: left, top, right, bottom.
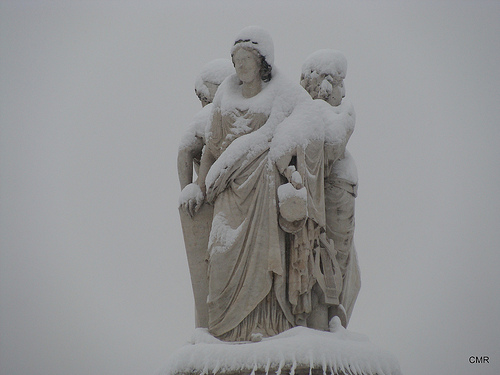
159, 324, 402, 375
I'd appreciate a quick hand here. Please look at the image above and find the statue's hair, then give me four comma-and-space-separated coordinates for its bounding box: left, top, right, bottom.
232, 41, 272, 83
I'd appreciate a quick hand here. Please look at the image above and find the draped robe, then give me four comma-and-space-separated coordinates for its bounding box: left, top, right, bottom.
205, 107, 294, 341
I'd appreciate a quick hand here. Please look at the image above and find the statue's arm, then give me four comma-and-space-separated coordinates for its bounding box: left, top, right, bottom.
178, 139, 209, 217
177, 148, 194, 190
325, 103, 355, 164
177, 137, 204, 190
197, 146, 216, 197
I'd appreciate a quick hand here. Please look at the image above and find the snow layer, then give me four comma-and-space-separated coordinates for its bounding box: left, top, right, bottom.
205, 68, 356, 200
205, 68, 311, 194
331, 150, 358, 185
324, 98, 355, 148
325, 99, 357, 184
301, 49, 347, 79
231, 26, 275, 67
178, 183, 204, 208
178, 103, 213, 151
159, 326, 401, 375
195, 59, 235, 99
269, 97, 354, 165
208, 213, 245, 256
278, 183, 307, 207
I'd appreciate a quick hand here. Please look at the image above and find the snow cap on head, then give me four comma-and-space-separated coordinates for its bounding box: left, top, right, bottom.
302, 49, 347, 79
231, 26, 274, 67
195, 58, 234, 97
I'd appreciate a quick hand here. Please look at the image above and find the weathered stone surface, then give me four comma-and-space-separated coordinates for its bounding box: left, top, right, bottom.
177, 26, 361, 342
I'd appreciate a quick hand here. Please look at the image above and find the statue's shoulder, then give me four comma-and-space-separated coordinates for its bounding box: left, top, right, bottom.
179, 104, 214, 151
192, 104, 214, 136
331, 149, 358, 184
332, 98, 355, 118
212, 74, 239, 107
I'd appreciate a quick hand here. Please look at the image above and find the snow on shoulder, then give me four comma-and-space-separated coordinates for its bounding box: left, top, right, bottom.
205, 68, 310, 196
159, 325, 402, 375
178, 103, 213, 151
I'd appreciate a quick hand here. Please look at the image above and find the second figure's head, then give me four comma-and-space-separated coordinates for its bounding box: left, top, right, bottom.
301, 49, 347, 106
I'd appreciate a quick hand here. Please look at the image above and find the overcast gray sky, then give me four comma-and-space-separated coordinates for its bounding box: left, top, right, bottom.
1, 1, 500, 375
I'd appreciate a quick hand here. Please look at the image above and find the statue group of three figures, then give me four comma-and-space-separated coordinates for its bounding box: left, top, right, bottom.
177, 26, 361, 343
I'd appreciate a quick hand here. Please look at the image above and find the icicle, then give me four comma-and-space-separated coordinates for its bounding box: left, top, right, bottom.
289, 357, 297, 375
330, 352, 340, 374
327, 363, 333, 375
188, 349, 196, 373
345, 354, 354, 375
265, 358, 271, 375
308, 354, 313, 375
276, 357, 285, 375
349, 363, 356, 375
338, 359, 345, 375
374, 361, 384, 375
350, 361, 360, 375
212, 360, 220, 375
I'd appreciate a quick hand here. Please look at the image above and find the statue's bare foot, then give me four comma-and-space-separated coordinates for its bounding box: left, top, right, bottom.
250, 333, 263, 342
329, 316, 342, 333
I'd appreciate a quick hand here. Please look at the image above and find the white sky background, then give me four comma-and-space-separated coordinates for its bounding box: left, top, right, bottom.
1, 1, 500, 374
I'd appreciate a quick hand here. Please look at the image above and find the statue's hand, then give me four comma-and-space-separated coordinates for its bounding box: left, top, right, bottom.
179, 183, 205, 218
284, 166, 304, 189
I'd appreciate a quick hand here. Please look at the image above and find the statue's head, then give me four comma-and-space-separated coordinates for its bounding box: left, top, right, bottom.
195, 59, 234, 107
231, 26, 274, 83
300, 49, 347, 106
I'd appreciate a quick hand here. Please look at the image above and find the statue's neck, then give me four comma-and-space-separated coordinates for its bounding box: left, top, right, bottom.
242, 79, 262, 98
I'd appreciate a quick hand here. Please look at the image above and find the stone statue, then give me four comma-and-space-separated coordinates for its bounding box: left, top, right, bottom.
179, 27, 355, 341
178, 59, 234, 328
166, 28, 402, 375
300, 49, 361, 326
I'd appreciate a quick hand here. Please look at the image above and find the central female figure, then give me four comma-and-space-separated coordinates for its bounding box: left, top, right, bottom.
194, 26, 309, 341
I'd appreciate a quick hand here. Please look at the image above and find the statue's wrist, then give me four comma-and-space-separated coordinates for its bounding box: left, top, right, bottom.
199, 184, 206, 196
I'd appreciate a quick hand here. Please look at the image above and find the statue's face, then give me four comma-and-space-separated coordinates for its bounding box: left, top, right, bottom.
233, 48, 261, 84
205, 82, 219, 104
301, 71, 345, 106
301, 72, 321, 99
327, 79, 345, 106
196, 81, 219, 107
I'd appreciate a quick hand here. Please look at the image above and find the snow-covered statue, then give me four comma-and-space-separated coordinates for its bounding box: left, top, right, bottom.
179, 26, 353, 341
166, 28, 402, 375
300, 49, 361, 326
178, 59, 234, 328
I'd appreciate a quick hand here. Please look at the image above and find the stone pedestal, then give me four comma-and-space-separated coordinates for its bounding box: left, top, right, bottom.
159, 327, 401, 375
